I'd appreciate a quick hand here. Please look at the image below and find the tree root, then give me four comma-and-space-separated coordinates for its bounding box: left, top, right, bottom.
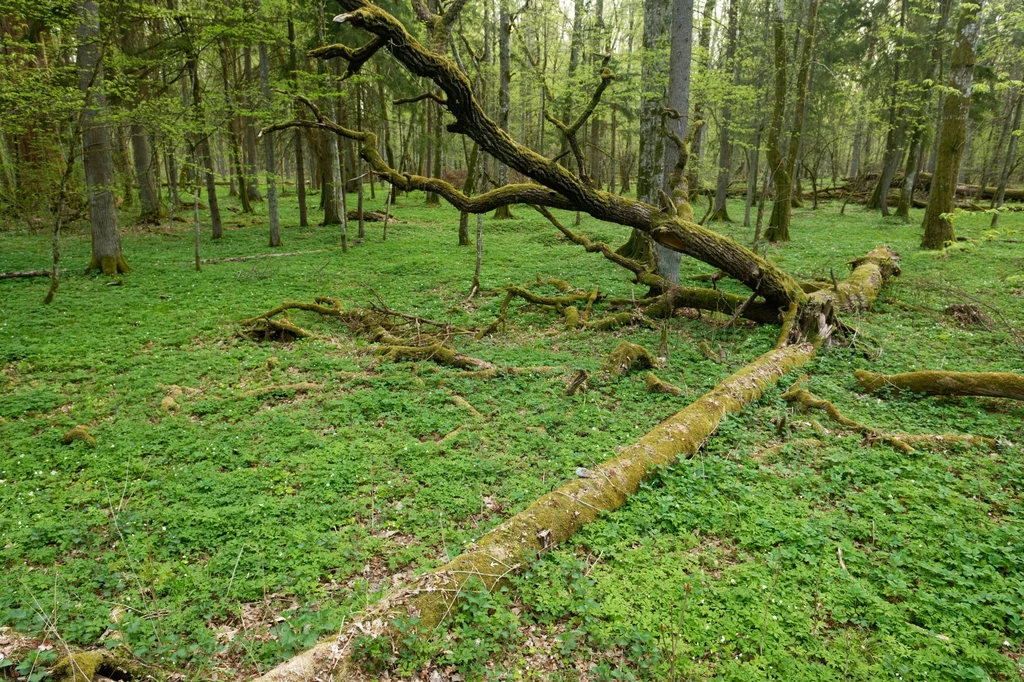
378, 343, 495, 371
782, 380, 997, 453
450, 394, 482, 417
253, 342, 817, 682
239, 314, 314, 342
855, 369, 1024, 401
604, 341, 656, 378
645, 372, 684, 395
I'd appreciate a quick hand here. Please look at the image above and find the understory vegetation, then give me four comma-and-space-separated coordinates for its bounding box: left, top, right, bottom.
2, 192, 1023, 680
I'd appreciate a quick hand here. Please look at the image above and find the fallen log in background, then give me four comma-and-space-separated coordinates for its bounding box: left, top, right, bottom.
0, 269, 66, 280
855, 369, 1024, 401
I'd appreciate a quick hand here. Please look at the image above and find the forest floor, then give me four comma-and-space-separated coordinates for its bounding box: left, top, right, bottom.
1, 190, 1023, 682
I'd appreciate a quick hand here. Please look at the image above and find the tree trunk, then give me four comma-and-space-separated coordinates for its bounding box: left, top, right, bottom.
459, 142, 479, 246
320, 101, 341, 226
492, 0, 513, 219
77, 0, 129, 275
220, 43, 253, 213
631, 0, 672, 278
685, 0, 714, 198
711, 0, 738, 221
765, 0, 817, 242
975, 89, 1016, 202
289, 18, 308, 228
867, 0, 908, 216
259, 38, 281, 247
744, 129, 762, 228
130, 124, 160, 223
991, 91, 1023, 227
243, 47, 262, 202
763, 0, 789, 242
856, 370, 1024, 401
921, 0, 985, 249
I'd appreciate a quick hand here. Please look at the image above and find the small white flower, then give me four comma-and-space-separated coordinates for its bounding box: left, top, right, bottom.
1004, 640, 1011, 647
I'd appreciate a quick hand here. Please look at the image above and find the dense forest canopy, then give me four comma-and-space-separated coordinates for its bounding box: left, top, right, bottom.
1, 0, 1024, 679
2, 0, 1022, 247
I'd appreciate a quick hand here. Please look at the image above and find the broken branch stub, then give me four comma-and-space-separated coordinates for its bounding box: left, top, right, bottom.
604, 341, 656, 378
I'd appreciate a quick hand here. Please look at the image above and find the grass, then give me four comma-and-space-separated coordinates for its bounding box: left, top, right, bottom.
1, 186, 1023, 681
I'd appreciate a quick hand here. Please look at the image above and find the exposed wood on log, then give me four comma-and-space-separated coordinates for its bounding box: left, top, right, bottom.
855, 369, 1024, 401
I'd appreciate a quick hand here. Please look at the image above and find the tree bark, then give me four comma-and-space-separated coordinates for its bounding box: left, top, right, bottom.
867, 0, 908, 216
685, 0, 714, 198
289, 18, 309, 227
77, 0, 129, 275
766, 0, 818, 242
921, 0, 984, 249
630, 0, 672, 279
259, 38, 281, 247
763, 0, 788, 242
991, 91, 1023, 228
711, 0, 738, 221
492, 0, 513, 219
130, 124, 160, 222
243, 47, 262, 202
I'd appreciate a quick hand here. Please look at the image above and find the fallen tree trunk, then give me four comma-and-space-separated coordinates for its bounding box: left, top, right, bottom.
253, 342, 817, 682
0, 269, 66, 280
855, 369, 1024, 401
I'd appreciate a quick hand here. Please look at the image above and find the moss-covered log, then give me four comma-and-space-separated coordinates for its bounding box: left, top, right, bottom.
50, 648, 166, 682
855, 369, 1024, 401
782, 381, 996, 453
253, 342, 816, 682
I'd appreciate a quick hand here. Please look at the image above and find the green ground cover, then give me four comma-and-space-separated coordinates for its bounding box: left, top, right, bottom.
1, 190, 1023, 681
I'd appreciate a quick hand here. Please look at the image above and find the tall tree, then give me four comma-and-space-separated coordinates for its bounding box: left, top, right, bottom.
763, 0, 788, 242
258, 12, 281, 247
493, 0, 514, 219
921, 0, 985, 249
77, 0, 129, 274
765, 0, 818, 242
710, 0, 738, 221
288, 17, 308, 228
